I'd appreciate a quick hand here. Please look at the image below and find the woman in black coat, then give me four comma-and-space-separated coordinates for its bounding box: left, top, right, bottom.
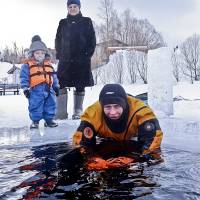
55, 0, 96, 119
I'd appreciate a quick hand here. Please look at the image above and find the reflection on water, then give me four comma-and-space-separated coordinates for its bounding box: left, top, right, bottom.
160, 118, 200, 153
0, 127, 30, 146
53, 164, 160, 200
0, 140, 163, 200
0, 122, 77, 147
0, 147, 35, 199
0, 121, 200, 200
150, 148, 200, 200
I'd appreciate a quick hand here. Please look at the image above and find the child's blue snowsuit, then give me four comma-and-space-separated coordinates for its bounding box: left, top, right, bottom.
20, 60, 59, 122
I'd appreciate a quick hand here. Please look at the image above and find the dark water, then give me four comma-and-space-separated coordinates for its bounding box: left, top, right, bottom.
1, 138, 200, 200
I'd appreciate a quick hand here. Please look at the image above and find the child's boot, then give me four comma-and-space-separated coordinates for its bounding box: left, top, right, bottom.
44, 120, 58, 128
30, 121, 39, 129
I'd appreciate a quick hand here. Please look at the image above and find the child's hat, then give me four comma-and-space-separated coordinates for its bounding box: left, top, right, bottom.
28, 35, 48, 55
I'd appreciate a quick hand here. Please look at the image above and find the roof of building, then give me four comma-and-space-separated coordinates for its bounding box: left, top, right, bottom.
7, 65, 20, 74
96, 39, 128, 47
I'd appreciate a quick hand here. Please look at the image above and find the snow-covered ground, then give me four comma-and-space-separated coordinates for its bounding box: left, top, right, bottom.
1, 82, 200, 127
0, 82, 200, 152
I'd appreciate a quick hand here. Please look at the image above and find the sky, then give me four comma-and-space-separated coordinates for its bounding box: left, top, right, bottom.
0, 0, 200, 50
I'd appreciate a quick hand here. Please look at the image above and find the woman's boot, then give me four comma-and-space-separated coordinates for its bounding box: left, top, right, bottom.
72, 91, 85, 120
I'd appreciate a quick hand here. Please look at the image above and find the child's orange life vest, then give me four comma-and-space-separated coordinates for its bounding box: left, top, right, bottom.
25, 59, 55, 88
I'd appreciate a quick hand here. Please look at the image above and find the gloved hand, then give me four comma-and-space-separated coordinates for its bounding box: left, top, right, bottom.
142, 154, 153, 160
140, 154, 154, 162
23, 89, 30, 98
54, 88, 59, 97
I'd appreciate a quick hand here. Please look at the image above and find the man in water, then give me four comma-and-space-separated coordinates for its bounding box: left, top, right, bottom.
73, 84, 163, 157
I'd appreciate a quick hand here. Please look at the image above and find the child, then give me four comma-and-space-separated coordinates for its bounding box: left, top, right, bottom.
20, 35, 60, 129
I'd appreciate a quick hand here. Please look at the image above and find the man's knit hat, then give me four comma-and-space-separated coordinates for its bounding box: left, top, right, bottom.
67, 0, 81, 6
28, 35, 48, 55
99, 84, 128, 109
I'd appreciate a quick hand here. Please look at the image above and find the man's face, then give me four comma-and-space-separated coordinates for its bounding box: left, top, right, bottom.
67, 4, 80, 16
103, 104, 123, 120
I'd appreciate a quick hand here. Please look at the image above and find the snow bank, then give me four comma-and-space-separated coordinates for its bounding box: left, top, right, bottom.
148, 47, 173, 116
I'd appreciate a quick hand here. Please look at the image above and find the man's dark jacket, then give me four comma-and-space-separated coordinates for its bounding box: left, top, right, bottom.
55, 13, 96, 89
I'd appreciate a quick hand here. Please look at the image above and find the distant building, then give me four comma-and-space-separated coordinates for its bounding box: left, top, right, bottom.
91, 39, 148, 70
7, 65, 20, 84
91, 39, 128, 69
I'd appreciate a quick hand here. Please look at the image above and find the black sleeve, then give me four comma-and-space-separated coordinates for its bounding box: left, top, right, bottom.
77, 120, 97, 146
85, 18, 96, 58
55, 20, 63, 59
138, 119, 161, 151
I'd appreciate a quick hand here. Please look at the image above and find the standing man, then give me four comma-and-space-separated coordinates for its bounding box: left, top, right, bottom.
73, 84, 163, 156
55, 0, 96, 119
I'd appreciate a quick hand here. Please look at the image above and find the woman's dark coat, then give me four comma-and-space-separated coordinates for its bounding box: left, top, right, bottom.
55, 13, 96, 89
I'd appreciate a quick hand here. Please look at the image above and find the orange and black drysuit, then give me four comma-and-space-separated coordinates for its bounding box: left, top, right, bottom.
20, 59, 59, 121
73, 95, 163, 155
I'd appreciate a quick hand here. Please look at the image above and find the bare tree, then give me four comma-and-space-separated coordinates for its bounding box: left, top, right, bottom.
0, 51, 2, 62
109, 9, 121, 41
129, 18, 165, 49
99, 64, 112, 84
2, 42, 24, 64
2, 46, 10, 63
98, 0, 114, 41
180, 34, 200, 83
171, 49, 182, 82
117, 9, 136, 45
92, 66, 102, 85
137, 53, 148, 84
95, 1, 165, 84
126, 50, 138, 83
110, 51, 124, 83
114, 9, 166, 49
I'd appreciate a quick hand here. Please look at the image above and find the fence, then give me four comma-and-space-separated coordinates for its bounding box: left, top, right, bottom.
0, 84, 20, 95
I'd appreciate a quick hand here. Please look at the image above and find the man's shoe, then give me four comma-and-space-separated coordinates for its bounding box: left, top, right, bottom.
30, 121, 39, 129
44, 120, 58, 128
72, 114, 81, 120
